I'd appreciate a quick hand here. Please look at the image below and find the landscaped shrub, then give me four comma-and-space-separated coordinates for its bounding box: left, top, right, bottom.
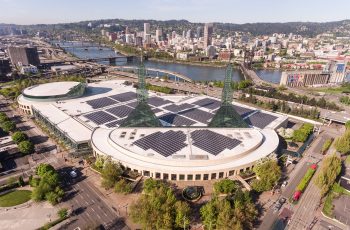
296, 164, 317, 192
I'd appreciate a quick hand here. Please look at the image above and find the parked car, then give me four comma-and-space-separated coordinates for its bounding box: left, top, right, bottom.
70, 169, 77, 178
281, 181, 288, 187
279, 197, 286, 204
273, 202, 282, 213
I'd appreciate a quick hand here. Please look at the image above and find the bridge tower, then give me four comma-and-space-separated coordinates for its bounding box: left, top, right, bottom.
243, 47, 254, 69
208, 64, 249, 128
120, 58, 162, 128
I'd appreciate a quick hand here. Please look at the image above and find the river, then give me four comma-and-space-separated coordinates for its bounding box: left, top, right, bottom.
55, 41, 282, 83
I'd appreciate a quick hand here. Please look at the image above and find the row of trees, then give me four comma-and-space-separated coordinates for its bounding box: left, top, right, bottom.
30, 163, 64, 205
0, 112, 34, 155
209, 79, 253, 90
243, 88, 340, 111
334, 122, 350, 155
200, 189, 258, 230
315, 154, 342, 196
292, 123, 314, 143
239, 94, 320, 120
130, 179, 191, 229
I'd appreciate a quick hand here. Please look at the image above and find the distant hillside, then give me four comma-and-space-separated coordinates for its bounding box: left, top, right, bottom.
16, 19, 350, 37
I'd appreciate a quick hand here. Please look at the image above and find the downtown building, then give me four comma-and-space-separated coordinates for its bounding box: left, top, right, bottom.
203, 23, 213, 49
280, 70, 330, 87
7, 46, 40, 67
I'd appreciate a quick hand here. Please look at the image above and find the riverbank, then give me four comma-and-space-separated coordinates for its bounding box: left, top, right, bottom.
147, 58, 230, 68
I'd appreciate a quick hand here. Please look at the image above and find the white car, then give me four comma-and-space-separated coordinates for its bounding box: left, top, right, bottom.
70, 170, 77, 178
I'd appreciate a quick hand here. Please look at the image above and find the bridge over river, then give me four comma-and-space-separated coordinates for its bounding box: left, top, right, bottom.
109, 66, 194, 83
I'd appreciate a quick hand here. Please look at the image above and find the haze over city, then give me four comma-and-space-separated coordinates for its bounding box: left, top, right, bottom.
0, 0, 350, 24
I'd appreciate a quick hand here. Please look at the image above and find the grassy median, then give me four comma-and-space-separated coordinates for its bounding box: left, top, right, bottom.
0, 190, 32, 207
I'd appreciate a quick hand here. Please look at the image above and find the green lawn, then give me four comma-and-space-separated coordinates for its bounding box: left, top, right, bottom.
0, 190, 32, 207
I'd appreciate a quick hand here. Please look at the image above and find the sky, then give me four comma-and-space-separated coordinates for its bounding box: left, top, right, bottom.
0, 0, 349, 25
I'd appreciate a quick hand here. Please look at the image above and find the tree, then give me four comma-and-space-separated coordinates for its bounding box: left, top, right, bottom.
0, 112, 9, 123
114, 179, 132, 194
58, 208, 68, 218
1, 120, 16, 133
252, 159, 281, 192
334, 130, 350, 155
315, 154, 342, 196
36, 163, 55, 177
31, 163, 64, 205
18, 176, 25, 187
101, 160, 122, 189
11, 131, 27, 144
213, 179, 239, 194
130, 180, 190, 230
200, 189, 258, 230
346, 121, 350, 130
18, 140, 35, 155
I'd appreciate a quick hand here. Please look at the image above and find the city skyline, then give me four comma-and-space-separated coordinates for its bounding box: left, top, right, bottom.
0, 0, 350, 25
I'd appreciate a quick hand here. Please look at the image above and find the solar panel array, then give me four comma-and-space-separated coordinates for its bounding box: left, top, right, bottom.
179, 108, 214, 124
192, 98, 221, 110
86, 97, 117, 109
106, 105, 133, 118
105, 119, 125, 128
163, 103, 194, 113
191, 130, 242, 156
232, 105, 255, 117
133, 130, 187, 157
244, 112, 277, 129
159, 113, 196, 126
84, 111, 117, 125
148, 97, 172, 107
82, 90, 279, 129
109, 92, 137, 102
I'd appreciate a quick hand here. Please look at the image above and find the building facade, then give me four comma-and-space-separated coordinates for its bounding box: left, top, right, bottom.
204, 23, 213, 48
280, 70, 330, 87
8, 46, 40, 67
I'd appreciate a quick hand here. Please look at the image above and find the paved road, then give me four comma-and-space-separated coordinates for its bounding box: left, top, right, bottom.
58, 165, 129, 230
0, 97, 128, 229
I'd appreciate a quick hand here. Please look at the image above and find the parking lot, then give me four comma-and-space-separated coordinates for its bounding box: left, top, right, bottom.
333, 195, 350, 226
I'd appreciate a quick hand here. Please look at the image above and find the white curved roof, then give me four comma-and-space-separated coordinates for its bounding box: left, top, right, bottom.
91, 127, 279, 173
22, 81, 81, 97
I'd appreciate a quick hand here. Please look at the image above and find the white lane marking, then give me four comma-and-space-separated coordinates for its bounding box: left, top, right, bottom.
86, 193, 90, 198
91, 207, 95, 212
97, 214, 102, 219
85, 201, 89, 205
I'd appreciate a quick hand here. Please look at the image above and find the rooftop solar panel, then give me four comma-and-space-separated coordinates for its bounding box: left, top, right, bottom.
84, 111, 117, 125
133, 130, 187, 157
105, 119, 125, 128
86, 97, 117, 109
179, 108, 214, 124
152, 108, 162, 114
244, 112, 277, 129
148, 97, 172, 107
106, 105, 134, 118
232, 105, 255, 118
192, 98, 221, 110
191, 130, 241, 156
163, 103, 194, 113
159, 113, 196, 126
109, 92, 137, 102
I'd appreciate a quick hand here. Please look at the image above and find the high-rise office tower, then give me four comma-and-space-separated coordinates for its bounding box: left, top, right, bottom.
204, 23, 213, 48
196, 26, 202, 38
125, 26, 129, 35
144, 23, 150, 38
155, 27, 163, 42
186, 29, 192, 39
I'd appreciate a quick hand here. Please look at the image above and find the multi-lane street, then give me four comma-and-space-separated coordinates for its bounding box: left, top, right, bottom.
0, 97, 128, 230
